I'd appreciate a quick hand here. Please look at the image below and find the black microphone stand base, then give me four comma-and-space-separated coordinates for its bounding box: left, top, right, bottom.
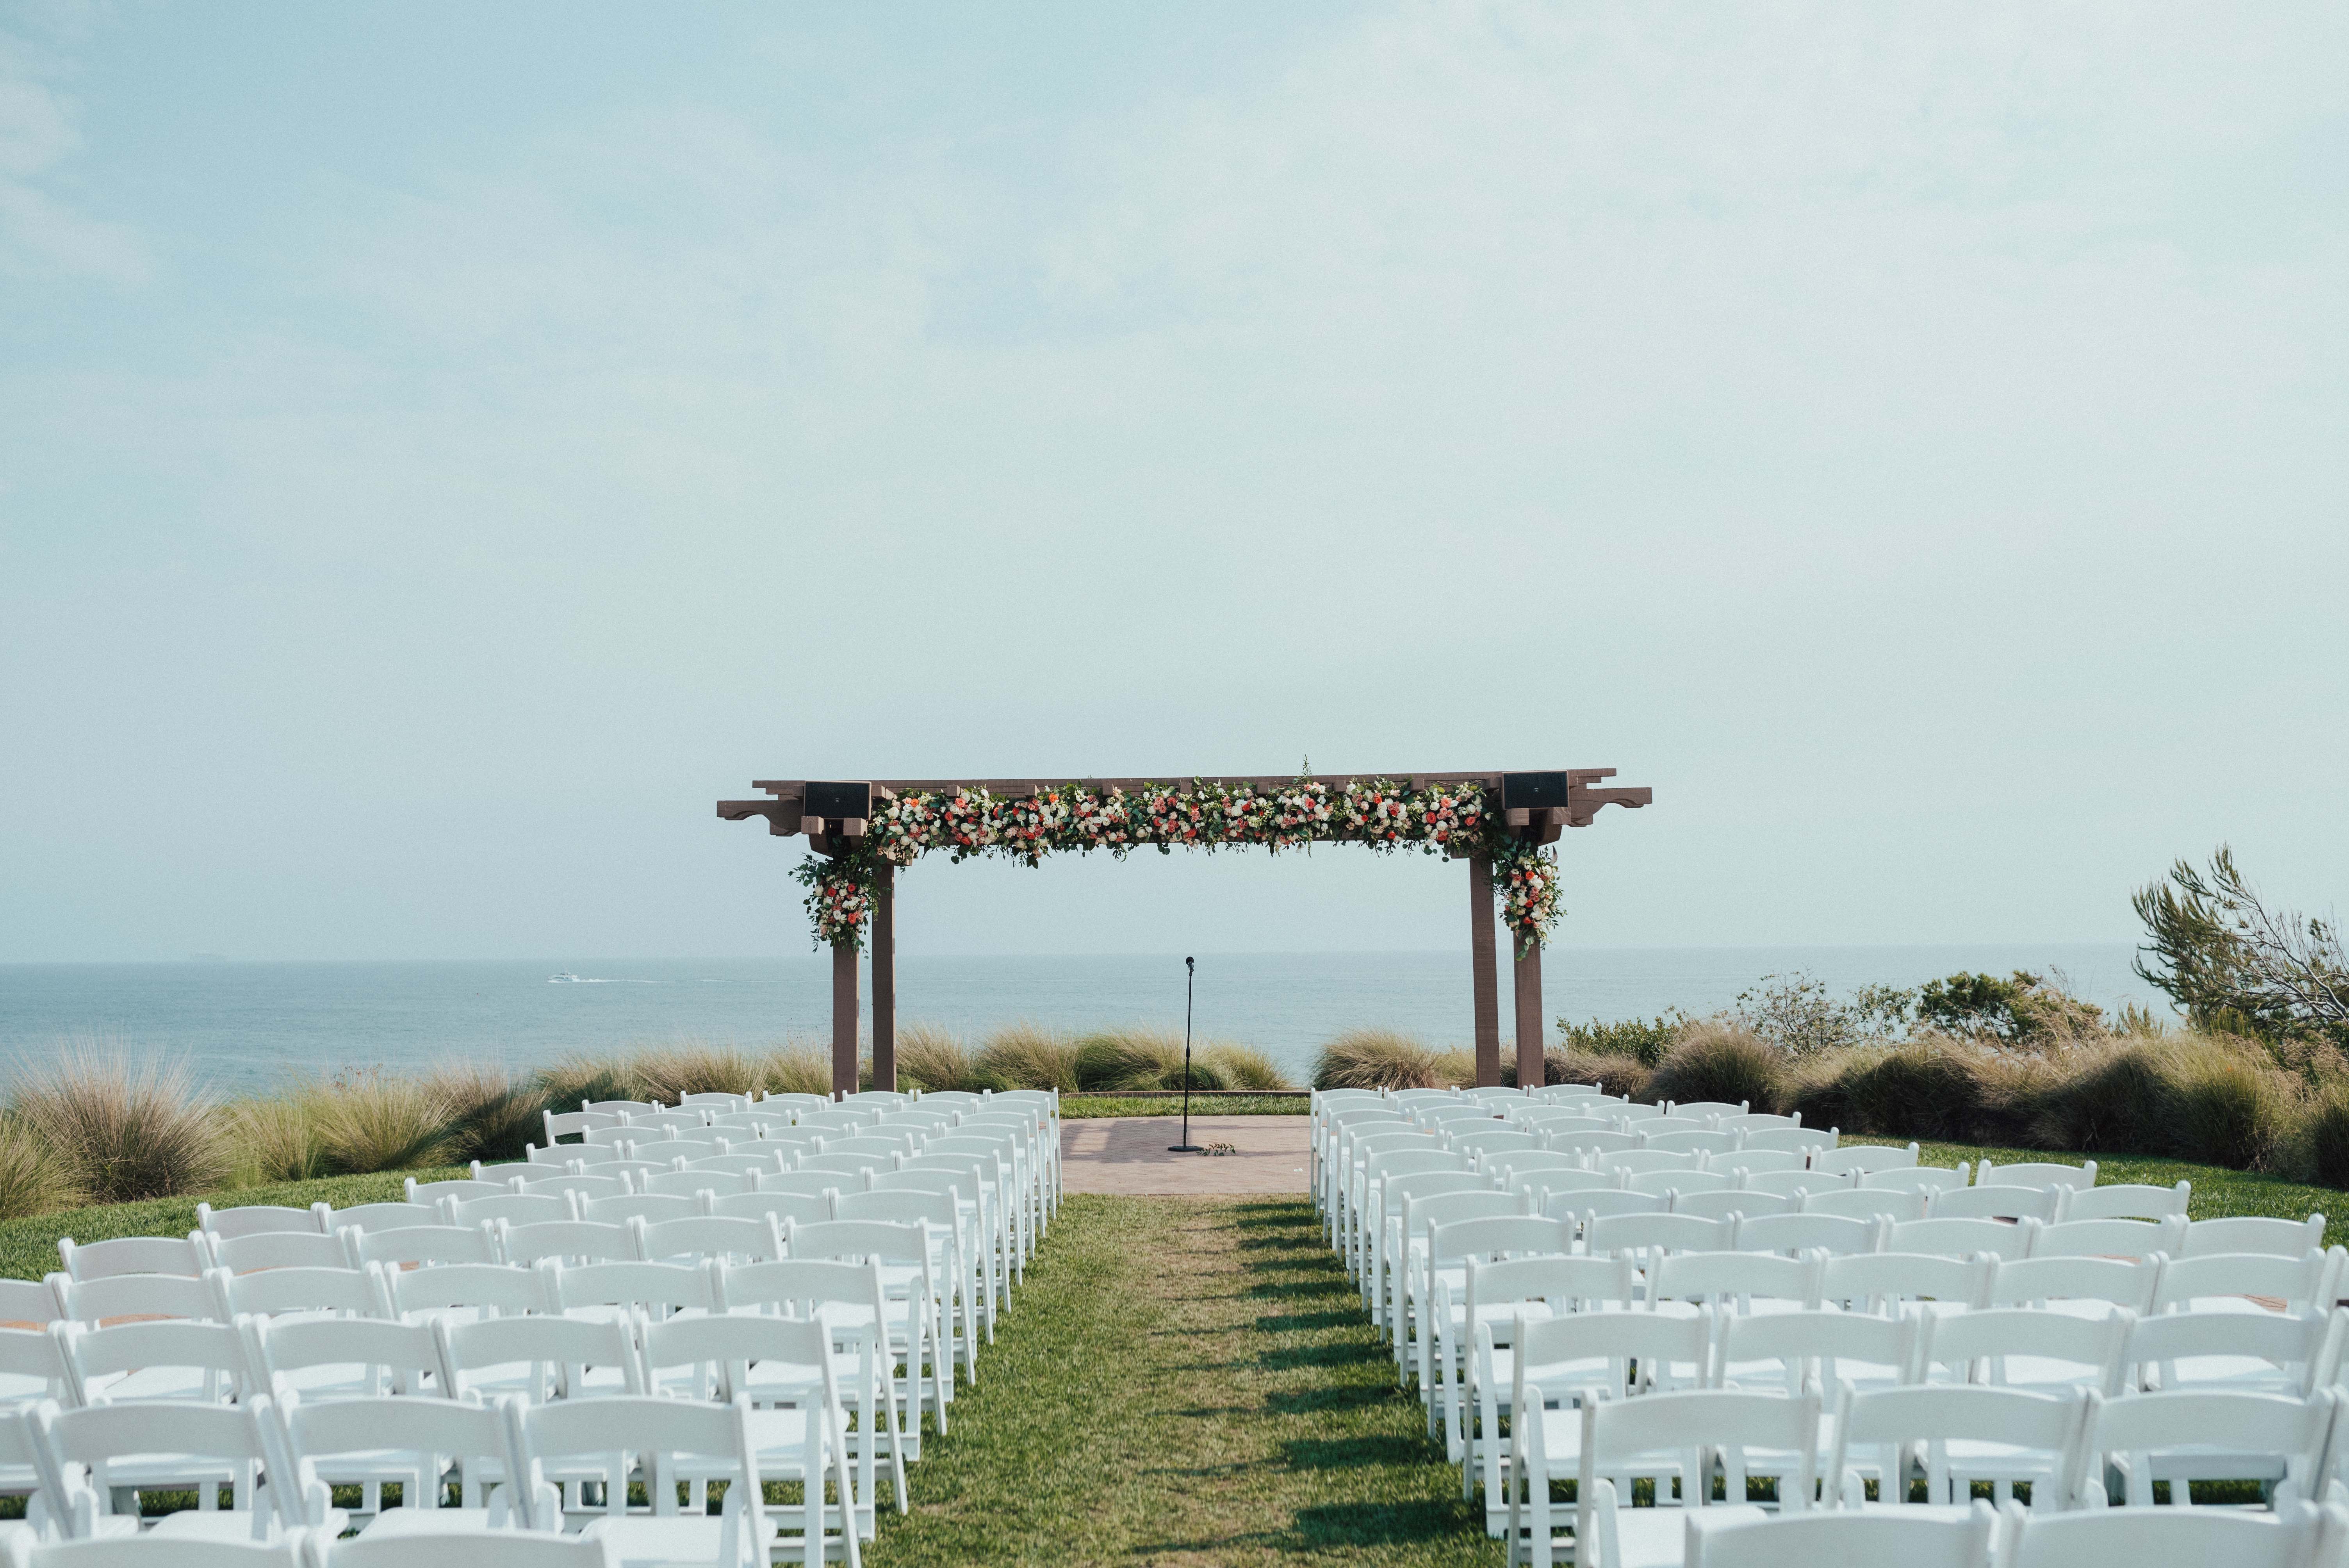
1167, 1143, 1205, 1153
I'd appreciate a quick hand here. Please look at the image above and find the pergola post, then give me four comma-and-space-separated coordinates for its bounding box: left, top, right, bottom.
1513, 936, 1544, 1089
1468, 853, 1501, 1087
871, 862, 896, 1092
830, 939, 859, 1098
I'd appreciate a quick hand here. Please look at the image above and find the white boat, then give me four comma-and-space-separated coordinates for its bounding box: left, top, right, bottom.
549, 972, 582, 984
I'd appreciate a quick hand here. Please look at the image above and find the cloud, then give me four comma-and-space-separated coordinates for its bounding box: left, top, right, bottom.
0, 23, 145, 282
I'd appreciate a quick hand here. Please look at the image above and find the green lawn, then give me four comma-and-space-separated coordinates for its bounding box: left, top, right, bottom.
1062, 1094, 1308, 1118
871, 1194, 1496, 1568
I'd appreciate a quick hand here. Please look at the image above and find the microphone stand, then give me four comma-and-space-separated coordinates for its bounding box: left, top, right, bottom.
1169, 955, 1203, 1153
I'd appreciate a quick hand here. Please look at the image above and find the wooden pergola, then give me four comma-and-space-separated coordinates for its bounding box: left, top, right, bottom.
718, 769, 1650, 1094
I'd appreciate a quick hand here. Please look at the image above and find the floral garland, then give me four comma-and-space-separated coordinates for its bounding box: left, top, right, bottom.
791, 775, 1564, 953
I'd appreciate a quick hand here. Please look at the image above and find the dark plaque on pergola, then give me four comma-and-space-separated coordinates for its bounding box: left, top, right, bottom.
717, 768, 1650, 1094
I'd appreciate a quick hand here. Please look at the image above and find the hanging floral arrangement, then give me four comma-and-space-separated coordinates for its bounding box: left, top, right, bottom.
791, 773, 1564, 954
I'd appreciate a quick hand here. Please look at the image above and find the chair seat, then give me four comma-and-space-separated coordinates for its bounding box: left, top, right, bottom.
359, 1506, 501, 1536
147, 1507, 348, 1540
582, 1512, 773, 1568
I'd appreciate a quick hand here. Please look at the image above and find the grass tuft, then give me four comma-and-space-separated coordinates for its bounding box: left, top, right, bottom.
1644, 1021, 1785, 1110
307, 1069, 458, 1175
1312, 1029, 1448, 1091
9, 1046, 230, 1204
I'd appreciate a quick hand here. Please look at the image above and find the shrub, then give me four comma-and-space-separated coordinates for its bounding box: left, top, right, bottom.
1645, 1023, 1784, 1112
536, 1055, 641, 1114
0, 1119, 81, 1219
225, 1093, 328, 1186
10, 1047, 231, 1203
1542, 1049, 1652, 1101
1554, 1014, 1687, 1066
2164, 1041, 2294, 1171
895, 1025, 983, 1094
424, 1061, 545, 1164
1074, 1026, 1232, 1090
1313, 1029, 1445, 1091
2027, 1042, 2177, 1156
2297, 1082, 2349, 1189
975, 1025, 1082, 1093
760, 1045, 834, 1098
1789, 1041, 1995, 1143
629, 1043, 766, 1103
308, 1070, 457, 1175
1197, 1044, 1293, 1091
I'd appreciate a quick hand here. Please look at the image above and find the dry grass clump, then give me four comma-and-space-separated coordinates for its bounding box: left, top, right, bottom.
2297, 1082, 2349, 1189
976, 1025, 1082, 1094
536, 1055, 642, 1113
225, 1094, 329, 1186
1199, 1043, 1293, 1091
1645, 1022, 1786, 1112
0, 1120, 82, 1220
11, 1047, 231, 1203
629, 1042, 766, 1103
1314, 1029, 1447, 1091
307, 1069, 458, 1175
1542, 1049, 1652, 1100
895, 1025, 984, 1094
760, 1044, 834, 1099
1076, 1026, 1221, 1090
424, 1061, 545, 1164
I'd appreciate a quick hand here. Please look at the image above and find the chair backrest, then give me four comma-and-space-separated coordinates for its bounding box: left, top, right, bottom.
794, 1153, 892, 1180
1513, 1114, 1616, 1137
1625, 1169, 1731, 1197
2153, 1249, 2335, 1315
1918, 1306, 2128, 1395
1447, 1130, 1540, 1159
2028, 1217, 2185, 1261
1859, 1164, 1970, 1195
1466, 1253, 1636, 1319
386, 1261, 548, 1320
197, 1203, 327, 1240
325, 1201, 439, 1235
40, 1398, 273, 1518
542, 1258, 718, 1317
279, 1391, 519, 1524
712, 1258, 889, 1328
1741, 1170, 1855, 1199
207, 1232, 350, 1274
0, 1278, 59, 1326
1886, 1217, 2038, 1261
55, 1270, 220, 1325
1820, 1251, 1993, 1315
1632, 1116, 1715, 1139
1598, 1149, 1702, 1174
784, 1218, 932, 1265
1672, 1189, 1797, 1222
1736, 1126, 1835, 1155
2179, 1214, 2326, 1258
65, 1319, 252, 1401
1811, 1142, 1918, 1176
1683, 1502, 1995, 1568
1649, 1250, 1822, 1316
640, 1168, 757, 1199
251, 1315, 440, 1399
1928, 1184, 2059, 1223
1383, 1171, 1495, 1212
2075, 1386, 2333, 1508
1802, 1187, 1925, 1224
513, 1173, 629, 1203
58, 1232, 206, 1281
576, 1194, 699, 1228
1613, 1103, 1668, 1123
1642, 1130, 1741, 1158
2058, 1180, 2190, 1223
1714, 1308, 1912, 1394
1362, 1148, 1470, 1188
495, 1220, 635, 1268
1507, 1168, 1617, 1203
1830, 1383, 2085, 1509
1428, 1215, 1574, 1268
1716, 1112, 1797, 1133
708, 1190, 829, 1228
2122, 1308, 2340, 1395
619, 1138, 725, 1165
1545, 1130, 1637, 1157
751, 1172, 855, 1201
444, 1193, 574, 1230
1712, 1150, 1806, 1176
636, 1212, 786, 1265
0, 1324, 78, 1405
543, 1107, 622, 1140
1397, 1191, 1526, 1241
679, 1091, 752, 1112
211, 1264, 385, 1322
1515, 1303, 1715, 1399
1545, 1190, 1669, 1224
1987, 1255, 2158, 1315
1584, 1212, 1734, 1258
407, 1178, 516, 1205
1999, 1495, 2319, 1568
350, 1223, 502, 1269
1667, 1101, 1749, 1120
434, 1312, 643, 1401
638, 1312, 838, 1410
1976, 1158, 2095, 1191
1733, 1211, 1884, 1258
833, 1188, 961, 1235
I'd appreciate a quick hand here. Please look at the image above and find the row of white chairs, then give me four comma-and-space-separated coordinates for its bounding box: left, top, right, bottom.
1508, 1380, 2349, 1567
0, 1524, 617, 1567
1687, 1499, 2349, 1568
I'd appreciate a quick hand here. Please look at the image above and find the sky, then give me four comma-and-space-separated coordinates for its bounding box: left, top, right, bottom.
2, 2, 2344, 964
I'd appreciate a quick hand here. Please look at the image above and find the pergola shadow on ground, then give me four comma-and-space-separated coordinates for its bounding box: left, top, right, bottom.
718, 768, 1650, 1094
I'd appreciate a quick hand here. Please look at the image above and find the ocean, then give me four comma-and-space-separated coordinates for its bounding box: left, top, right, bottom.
0, 944, 2167, 1093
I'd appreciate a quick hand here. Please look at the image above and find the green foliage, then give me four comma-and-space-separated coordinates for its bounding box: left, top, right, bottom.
1645, 1023, 1785, 1112
973, 1026, 1082, 1094
1554, 1012, 1688, 1066
1916, 970, 2104, 1045
1542, 1049, 1652, 1101
895, 1025, 985, 1094
2134, 845, 2349, 1058
2299, 1083, 2349, 1190
0, 1122, 80, 1222
1732, 973, 1877, 1058
9, 1047, 232, 1204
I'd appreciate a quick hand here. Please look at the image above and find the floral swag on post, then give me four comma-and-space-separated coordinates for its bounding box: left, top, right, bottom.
789, 776, 1564, 955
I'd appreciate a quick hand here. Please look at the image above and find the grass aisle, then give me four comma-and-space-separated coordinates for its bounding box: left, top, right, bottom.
877, 1194, 1499, 1568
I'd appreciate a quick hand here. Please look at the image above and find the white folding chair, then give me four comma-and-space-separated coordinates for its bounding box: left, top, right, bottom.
781, 1222, 950, 1446
1986, 1257, 2159, 1318
1649, 1252, 1823, 1320
440, 1196, 572, 1232
1737, 1127, 1836, 1156
491, 1222, 633, 1269
2058, 1182, 2190, 1224
34, 1398, 310, 1540
831, 1190, 978, 1388
272, 1389, 519, 1533
2123, 1308, 2342, 1397
203, 1235, 349, 1276
195, 1205, 327, 1241
508, 1396, 792, 1568
1734, 1212, 1885, 1259
62, 1320, 249, 1407
1829, 1382, 2085, 1512
2029, 1218, 2185, 1262
1921, 1306, 2128, 1399
1673, 1190, 1797, 1222
1813, 1144, 1919, 1178
1861, 1164, 1972, 1197
1996, 1495, 2328, 1568
2180, 1215, 2327, 1260
383, 1263, 546, 1326
55, 1235, 206, 1283
1887, 1218, 2039, 1262
319, 1532, 615, 1566
633, 1214, 784, 1267
1821, 1252, 1994, 1319
346, 1226, 501, 1272
1976, 1159, 2095, 1192
713, 1258, 905, 1497
1930, 1186, 2060, 1224
1804, 1187, 1926, 1225
2153, 1250, 2338, 1317
246, 1316, 440, 1404
433, 1315, 642, 1406
1741, 1171, 1855, 1202
1711, 1151, 1808, 1177
539, 1259, 715, 1326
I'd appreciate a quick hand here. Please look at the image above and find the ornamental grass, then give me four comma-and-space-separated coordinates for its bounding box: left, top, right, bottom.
1312, 1029, 1449, 1091
895, 1025, 986, 1094
1643, 1022, 1786, 1111
9, 1046, 232, 1205
975, 1025, 1082, 1094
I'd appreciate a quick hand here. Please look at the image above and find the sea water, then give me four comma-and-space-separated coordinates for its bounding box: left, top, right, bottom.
0, 945, 2165, 1093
